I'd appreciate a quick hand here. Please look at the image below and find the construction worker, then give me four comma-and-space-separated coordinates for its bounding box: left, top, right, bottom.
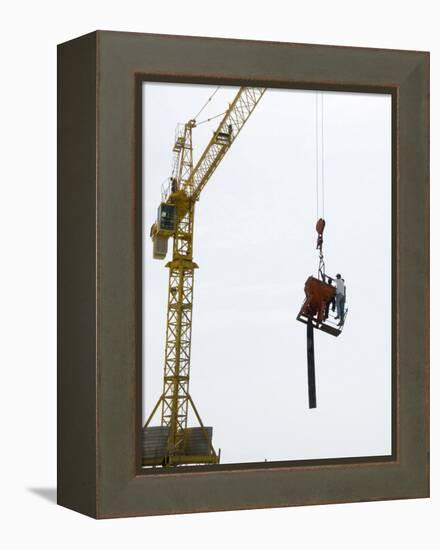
335, 273, 346, 325
324, 276, 336, 320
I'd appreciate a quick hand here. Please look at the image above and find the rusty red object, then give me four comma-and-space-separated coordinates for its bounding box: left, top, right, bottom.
300, 276, 336, 322
316, 218, 325, 234
316, 218, 325, 250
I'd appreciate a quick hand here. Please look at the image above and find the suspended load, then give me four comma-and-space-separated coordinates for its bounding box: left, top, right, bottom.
299, 275, 336, 332
297, 219, 348, 408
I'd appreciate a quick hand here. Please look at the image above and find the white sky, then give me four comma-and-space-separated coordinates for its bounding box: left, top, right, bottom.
142, 83, 392, 464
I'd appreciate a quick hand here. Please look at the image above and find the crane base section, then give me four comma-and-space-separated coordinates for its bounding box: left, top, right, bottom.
142, 426, 219, 467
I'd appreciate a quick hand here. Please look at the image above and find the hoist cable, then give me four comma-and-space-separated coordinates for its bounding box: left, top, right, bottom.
315, 93, 319, 221
315, 92, 326, 281
193, 87, 220, 121
321, 93, 325, 218
315, 91, 326, 220
196, 110, 227, 126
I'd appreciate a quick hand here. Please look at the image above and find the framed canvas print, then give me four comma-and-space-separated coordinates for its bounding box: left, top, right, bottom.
57, 31, 429, 518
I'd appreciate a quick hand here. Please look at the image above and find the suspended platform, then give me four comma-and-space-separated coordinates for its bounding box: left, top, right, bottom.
296, 310, 344, 337
297, 275, 347, 336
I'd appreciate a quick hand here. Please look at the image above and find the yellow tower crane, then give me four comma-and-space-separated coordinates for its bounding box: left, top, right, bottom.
143, 87, 266, 467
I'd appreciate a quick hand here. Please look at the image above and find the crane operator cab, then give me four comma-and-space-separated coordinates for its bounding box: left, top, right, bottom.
150, 202, 177, 260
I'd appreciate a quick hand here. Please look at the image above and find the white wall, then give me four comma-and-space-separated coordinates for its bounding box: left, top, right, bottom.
1, 1, 437, 548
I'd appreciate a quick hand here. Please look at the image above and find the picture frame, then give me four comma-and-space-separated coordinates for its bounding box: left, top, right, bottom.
57, 30, 429, 518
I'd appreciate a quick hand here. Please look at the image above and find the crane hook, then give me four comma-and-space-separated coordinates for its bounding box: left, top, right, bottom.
316, 218, 326, 280
316, 218, 325, 251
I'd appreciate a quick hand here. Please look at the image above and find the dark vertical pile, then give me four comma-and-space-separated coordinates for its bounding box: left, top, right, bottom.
307, 319, 317, 408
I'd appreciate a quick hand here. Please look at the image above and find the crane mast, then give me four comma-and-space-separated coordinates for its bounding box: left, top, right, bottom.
144, 87, 266, 467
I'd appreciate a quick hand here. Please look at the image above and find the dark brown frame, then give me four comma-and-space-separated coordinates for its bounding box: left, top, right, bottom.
58, 31, 429, 519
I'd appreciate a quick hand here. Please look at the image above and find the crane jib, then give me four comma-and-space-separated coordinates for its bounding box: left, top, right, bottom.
189, 87, 266, 201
